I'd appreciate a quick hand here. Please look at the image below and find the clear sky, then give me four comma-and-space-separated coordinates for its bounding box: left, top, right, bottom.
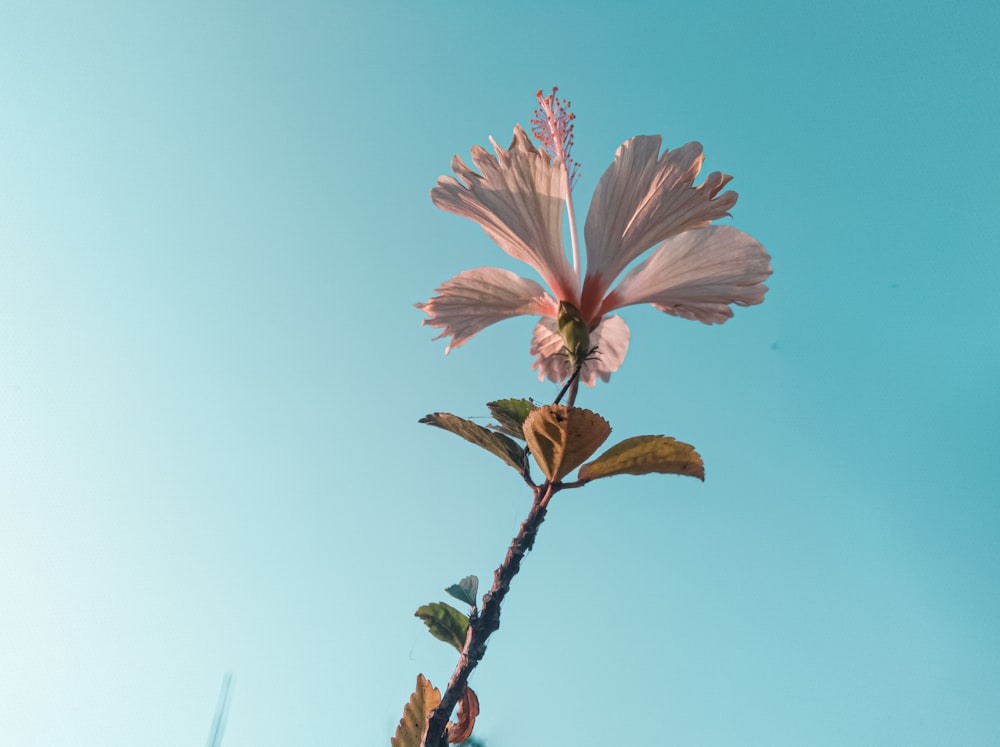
1, 1, 998, 745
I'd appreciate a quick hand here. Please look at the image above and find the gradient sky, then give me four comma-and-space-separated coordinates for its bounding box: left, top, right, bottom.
2, 1, 998, 745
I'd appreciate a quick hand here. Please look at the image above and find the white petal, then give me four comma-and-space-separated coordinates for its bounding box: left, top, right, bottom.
603, 226, 772, 325
431, 125, 579, 302
529, 315, 631, 387
418, 267, 558, 353
581, 136, 738, 310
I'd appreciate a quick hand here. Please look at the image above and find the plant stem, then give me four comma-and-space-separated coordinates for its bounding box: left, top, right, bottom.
553, 360, 584, 407
421, 482, 557, 746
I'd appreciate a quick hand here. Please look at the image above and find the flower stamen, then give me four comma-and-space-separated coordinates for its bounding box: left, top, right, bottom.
532, 87, 583, 275
531, 87, 580, 188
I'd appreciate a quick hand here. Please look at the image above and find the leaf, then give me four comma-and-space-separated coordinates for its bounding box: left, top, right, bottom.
420, 412, 527, 473
522, 405, 611, 482
445, 575, 479, 608
415, 602, 470, 652
447, 687, 480, 744
578, 435, 705, 482
392, 674, 442, 747
486, 398, 537, 440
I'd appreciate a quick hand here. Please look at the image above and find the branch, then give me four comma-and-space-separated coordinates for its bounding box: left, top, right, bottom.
422, 483, 557, 745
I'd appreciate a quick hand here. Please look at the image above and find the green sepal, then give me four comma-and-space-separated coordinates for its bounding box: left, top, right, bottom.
415, 601, 470, 652
486, 398, 538, 440
420, 412, 527, 473
578, 435, 705, 482
445, 575, 479, 608
557, 300, 590, 367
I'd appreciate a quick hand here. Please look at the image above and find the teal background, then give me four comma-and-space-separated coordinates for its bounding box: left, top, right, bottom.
2, 1, 998, 744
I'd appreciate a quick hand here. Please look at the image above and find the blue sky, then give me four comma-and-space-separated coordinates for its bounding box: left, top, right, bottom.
1, 1, 998, 744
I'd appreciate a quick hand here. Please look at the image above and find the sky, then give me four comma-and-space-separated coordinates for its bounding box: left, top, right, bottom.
1, 1, 998, 745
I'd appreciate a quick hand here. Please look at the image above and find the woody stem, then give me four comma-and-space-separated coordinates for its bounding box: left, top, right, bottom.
421, 482, 558, 746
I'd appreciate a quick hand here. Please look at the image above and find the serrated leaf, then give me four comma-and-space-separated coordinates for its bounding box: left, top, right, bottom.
445, 575, 479, 608
420, 412, 526, 472
448, 687, 480, 744
522, 405, 611, 482
486, 398, 538, 440
415, 602, 470, 652
392, 674, 442, 747
578, 435, 705, 482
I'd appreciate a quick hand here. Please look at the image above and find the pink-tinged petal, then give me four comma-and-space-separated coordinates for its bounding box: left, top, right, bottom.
418, 267, 558, 353
601, 226, 772, 325
530, 315, 631, 386
528, 317, 566, 383
431, 125, 579, 303
580, 136, 738, 318
585, 315, 630, 385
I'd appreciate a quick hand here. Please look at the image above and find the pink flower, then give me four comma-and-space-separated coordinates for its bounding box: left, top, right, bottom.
418, 89, 772, 386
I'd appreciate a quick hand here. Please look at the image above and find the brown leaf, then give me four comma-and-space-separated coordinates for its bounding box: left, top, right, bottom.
522, 405, 611, 482
447, 687, 480, 743
391, 674, 442, 747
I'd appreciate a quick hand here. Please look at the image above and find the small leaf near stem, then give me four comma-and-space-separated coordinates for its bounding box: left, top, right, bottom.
445, 576, 479, 609
415, 602, 471, 653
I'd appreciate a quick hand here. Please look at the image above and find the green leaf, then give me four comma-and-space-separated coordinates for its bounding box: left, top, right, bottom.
522, 405, 612, 482
486, 398, 538, 440
415, 602, 470, 652
578, 435, 705, 482
419, 412, 527, 473
445, 575, 479, 608
391, 674, 442, 747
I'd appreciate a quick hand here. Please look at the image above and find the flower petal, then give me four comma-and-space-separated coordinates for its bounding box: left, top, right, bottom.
586, 315, 631, 385
418, 267, 558, 353
601, 226, 772, 324
580, 137, 738, 317
530, 315, 630, 386
431, 124, 579, 302
528, 317, 565, 382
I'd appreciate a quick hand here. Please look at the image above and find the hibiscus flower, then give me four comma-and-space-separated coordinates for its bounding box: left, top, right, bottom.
418, 88, 772, 387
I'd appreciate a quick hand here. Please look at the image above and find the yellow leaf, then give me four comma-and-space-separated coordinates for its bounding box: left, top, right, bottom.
391, 674, 442, 747
522, 406, 611, 482
578, 435, 705, 482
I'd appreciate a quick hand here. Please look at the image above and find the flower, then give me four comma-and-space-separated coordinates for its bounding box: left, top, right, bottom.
418, 89, 772, 386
